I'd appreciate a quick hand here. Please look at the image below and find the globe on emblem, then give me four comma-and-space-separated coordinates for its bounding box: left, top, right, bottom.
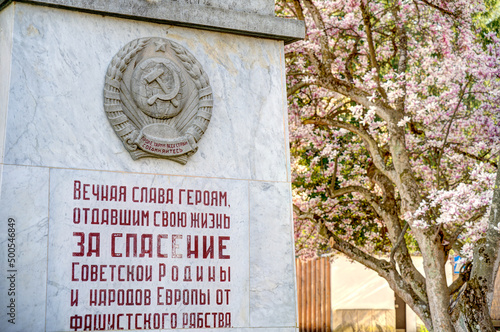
131, 58, 182, 119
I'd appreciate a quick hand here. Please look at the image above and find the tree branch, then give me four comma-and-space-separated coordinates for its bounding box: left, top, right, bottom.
298, 1, 398, 124
301, 0, 334, 68
328, 185, 388, 219
287, 81, 312, 96
291, 0, 305, 21
435, 81, 469, 188
329, 185, 377, 200
448, 263, 471, 295
451, 147, 498, 168
391, 3, 408, 113
469, 166, 500, 307
315, 74, 398, 123
445, 208, 487, 252
360, 1, 388, 101
390, 221, 409, 266
326, 182, 428, 303
303, 118, 397, 182
296, 209, 433, 328
418, 0, 459, 18
344, 37, 360, 84
328, 154, 339, 194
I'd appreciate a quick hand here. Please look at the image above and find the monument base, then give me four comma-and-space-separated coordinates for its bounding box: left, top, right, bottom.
0, 1, 302, 331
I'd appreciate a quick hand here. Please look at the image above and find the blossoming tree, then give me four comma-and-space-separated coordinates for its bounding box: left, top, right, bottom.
279, 0, 500, 330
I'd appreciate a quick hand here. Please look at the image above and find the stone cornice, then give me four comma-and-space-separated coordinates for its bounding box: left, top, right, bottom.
0, 0, 305, 44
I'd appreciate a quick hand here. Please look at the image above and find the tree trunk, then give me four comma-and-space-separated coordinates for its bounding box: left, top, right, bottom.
451, 167, 500, 332
452, 278, 496, 332
418, 232, 456, 331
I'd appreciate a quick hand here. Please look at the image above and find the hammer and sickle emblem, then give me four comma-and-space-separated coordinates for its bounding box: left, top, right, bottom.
131, 57, 184, 119
144, 65, 180, 107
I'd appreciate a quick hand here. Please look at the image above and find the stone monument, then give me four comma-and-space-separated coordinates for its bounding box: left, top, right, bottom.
0, 1, 304, 331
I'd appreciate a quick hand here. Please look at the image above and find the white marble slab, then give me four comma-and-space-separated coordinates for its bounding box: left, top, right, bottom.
121, 328, 298, 332
161, 0, 274, 16
170, 328, 298, 332
4, 3, 288, 182
0, 5, 13, 164
249, 182, 297, 328
0, 3, 298, 331
0, 165, 49, 332
46, 168, 250, 331
279, 48, 292, 183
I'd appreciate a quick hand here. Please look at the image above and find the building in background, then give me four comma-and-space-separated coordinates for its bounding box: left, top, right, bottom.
296, 256, 455, 332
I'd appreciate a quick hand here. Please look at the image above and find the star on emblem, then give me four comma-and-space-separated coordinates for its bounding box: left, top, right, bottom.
154, 40, 167, 52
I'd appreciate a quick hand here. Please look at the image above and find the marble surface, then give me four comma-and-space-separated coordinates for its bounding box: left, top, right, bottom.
0, 5, 13, 164
119, 328, 297, 332
46, 168, 250, 331
0, 0, 275, 16
0, 166, 299, 331
0, 3, 297, 331
0, 0, 305, 44
249, 182, 296, 328
0, 165, 49, 332
4, 3, 289, 182
160, 0, 274, 16
172, 329, 298, 332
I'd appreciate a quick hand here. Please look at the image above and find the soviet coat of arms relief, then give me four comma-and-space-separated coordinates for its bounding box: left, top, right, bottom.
104, 37, 213, 164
